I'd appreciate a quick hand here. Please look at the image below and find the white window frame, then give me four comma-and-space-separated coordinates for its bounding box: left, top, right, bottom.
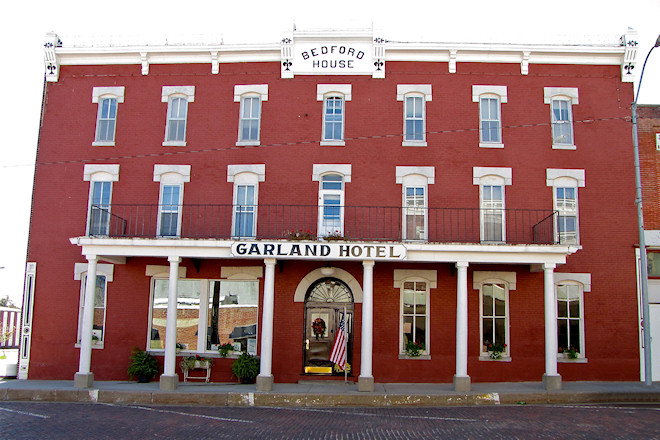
92, 87, 124, 146
147, 266, 262, 356
472, 86, 507, 148
74, 263, 114, 348
162, 86, 195, 147
234, 85, 268, 146
396, 167, 435, 242
544, 87, 578, 150
154, 165, 191, 237
397, 85, 432, 147
473, 167, 511, 243
546, 169, 585, 245
228, 164, 266, 239
554, 273, 590, 362
313, 164, 352, 238
394, 270, 436, 359
474, 271, 515, 361
318, 84, 351, 146
83, 164, 119, 237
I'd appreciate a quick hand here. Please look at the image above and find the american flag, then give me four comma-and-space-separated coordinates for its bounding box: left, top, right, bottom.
330, 313, 347, 370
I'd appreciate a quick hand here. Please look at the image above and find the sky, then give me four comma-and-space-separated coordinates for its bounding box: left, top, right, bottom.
0, 0, 658, 307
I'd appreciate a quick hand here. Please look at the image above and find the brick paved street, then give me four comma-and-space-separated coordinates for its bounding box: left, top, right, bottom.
0, 402, 658, 439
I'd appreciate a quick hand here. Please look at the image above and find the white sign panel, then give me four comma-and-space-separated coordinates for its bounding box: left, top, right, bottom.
231, 242, 406, 260
294, 42, 373, 75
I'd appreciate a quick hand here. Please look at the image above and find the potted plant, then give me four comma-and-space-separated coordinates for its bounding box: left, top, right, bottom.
218, 342, 234, 358
405, 340, 425, 357
231, 352, 260, 384
176, 342, 185, 354
127, 347, 159, 383
565, 346, 579, 359
486, 342, 507, 359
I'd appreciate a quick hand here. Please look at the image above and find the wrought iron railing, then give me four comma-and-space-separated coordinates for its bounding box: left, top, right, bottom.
89, 204, 560, 245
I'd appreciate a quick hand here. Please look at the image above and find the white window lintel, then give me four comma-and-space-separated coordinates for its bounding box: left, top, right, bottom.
234, 84, 269, 102
393, 269, 437, 288
83, 164, 120, 182
145, 265, 187, 278
544, 87, 579, 104
554, 273, 591, 292
472, 85, 507, 103
92, 86, 125, 103
221, 267, 264, 280
227, 164, 266, 183
472, 167, 512, 186
396, 166, 435, 184
161, 86, 195, 102
473, 271, 517, 290
312, 164, 352, 182
74, 263, 114, 281
546, 169, 585, 187
396, 84, 432, 101
317, 84, 352, 101
153, 164, 191, 183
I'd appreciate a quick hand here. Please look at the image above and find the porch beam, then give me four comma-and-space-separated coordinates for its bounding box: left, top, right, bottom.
543, 262, 561, 390
454, 261, 470, 392
74, 254, 97, 388
359, 260, 375, 392
257, 258, 276, 391
160, 256, 181, 391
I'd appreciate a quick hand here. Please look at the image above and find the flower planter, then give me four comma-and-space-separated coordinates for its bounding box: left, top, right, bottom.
181, 359, 213, 383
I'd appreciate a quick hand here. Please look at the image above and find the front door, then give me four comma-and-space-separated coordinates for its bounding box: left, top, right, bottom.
304, 278, 353, 374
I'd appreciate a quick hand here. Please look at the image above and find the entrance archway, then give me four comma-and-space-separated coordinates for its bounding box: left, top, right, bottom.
304, 277, 354, 375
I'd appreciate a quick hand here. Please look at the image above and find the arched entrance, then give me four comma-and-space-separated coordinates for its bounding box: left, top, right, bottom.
304, 277, 354, 375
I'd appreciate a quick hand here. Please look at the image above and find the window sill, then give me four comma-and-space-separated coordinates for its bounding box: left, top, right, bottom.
162, 141, 187, 147
236, 140, 260, 146
92, 141, 115, 147
479, 355, 512, 362
74, 343, 104, 349
398, 354, 431, 360
479, 142, 504, 149
320, 140, 345, 147
402, 141, 427, 147
552, 143, 576, 150
558, 357, 588, 363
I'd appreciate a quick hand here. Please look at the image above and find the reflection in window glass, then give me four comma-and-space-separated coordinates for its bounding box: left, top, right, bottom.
77, 274, 107, 344
557, 284, 582, 354
402, 281, 427, 353
482, 283, 506, 352
207, 281, 258, 354
150, 279, 200, 351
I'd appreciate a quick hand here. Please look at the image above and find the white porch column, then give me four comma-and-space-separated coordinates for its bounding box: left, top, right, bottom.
74, 255, 97, 388
543, 262, 561, 390
257, 258, 276, 391
359, 260, 375, 392
454, 261, 470, 392
160, 256, 180, 391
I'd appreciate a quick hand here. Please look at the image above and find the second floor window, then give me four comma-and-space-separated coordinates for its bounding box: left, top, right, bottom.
158, 184, 181, 237
233, 184, 256, 238
318, 174, 344, 237
404, 186, 426, 241
481, 185, 504, 242
323, 96, 344, 141
88, 181, 112, 236
166, 97, 188, 142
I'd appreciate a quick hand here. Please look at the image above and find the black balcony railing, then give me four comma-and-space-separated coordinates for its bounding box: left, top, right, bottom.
89, 204, 560, 245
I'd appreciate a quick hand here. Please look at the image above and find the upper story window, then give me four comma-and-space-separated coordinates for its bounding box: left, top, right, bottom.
397, 85, 432, 147
313, 164, 352, 238
228, 164, 266, 239
162, 86, 195, 147
153, 164, 191, 237
472, 86, 507, 148
544, 87, 579, 150
83, 164, 120, 237
474, 271, 515, 361
396, 167, 435, 241
234, 85, 268, 146
92, 87, 125, 146
317, 84, 351, 146
546, 169, 585, 245
554, 273, 590, 361
473, 167, 512, 243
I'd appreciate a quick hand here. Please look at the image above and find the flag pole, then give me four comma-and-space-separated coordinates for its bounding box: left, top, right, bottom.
344, 305, 347, 384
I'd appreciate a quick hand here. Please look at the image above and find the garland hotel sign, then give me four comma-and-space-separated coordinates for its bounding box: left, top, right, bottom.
232, 242, 406, 260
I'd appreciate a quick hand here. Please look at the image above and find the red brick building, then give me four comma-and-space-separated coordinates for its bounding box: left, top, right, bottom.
20, 29, 643, 391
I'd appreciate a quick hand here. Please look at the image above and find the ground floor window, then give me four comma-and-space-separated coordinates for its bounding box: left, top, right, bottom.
479, 282, 509, 358
149, 278, 258, 355
557, 283, 584, 358
401, 281, 428, 355
77, 274, 107, 345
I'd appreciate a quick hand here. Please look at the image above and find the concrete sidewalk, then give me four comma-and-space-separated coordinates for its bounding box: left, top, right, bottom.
1, 378, 659, 407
